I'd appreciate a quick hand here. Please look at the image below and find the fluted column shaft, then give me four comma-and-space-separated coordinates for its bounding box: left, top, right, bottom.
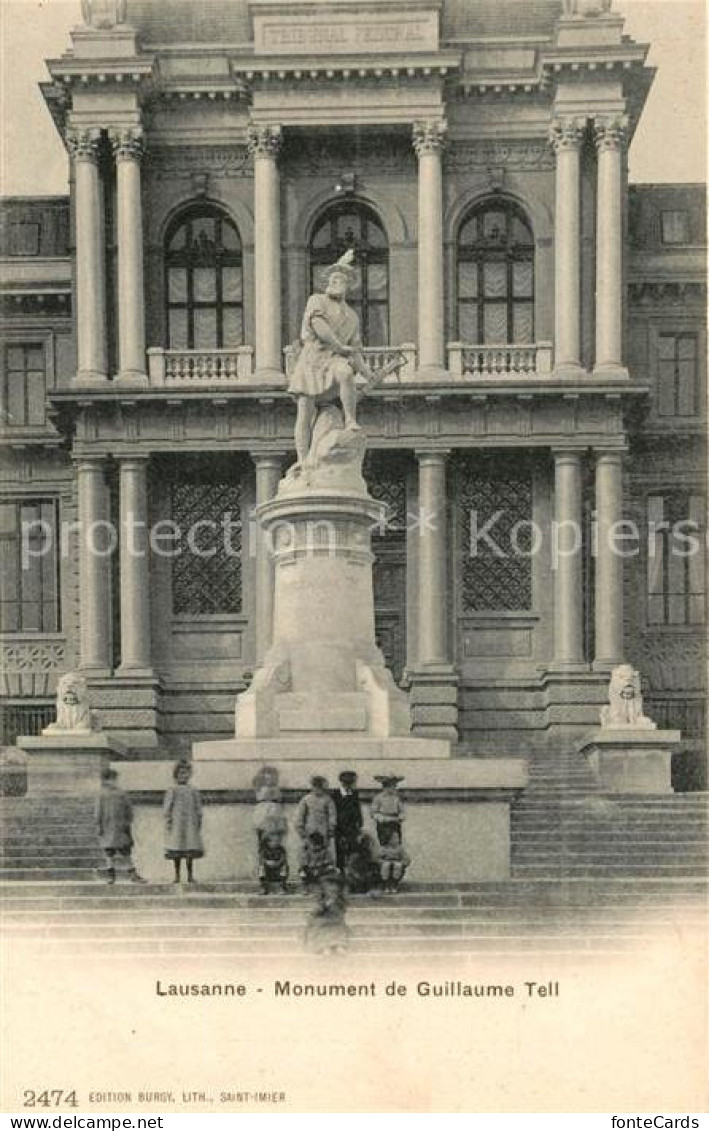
594, 450, 624, 667
76, 458, 113, 672
249, 125, 282, 379
253, 453, 283, 664
549, 118, 585, 374
68, 130, 107, 383
118, 456, 152, 674
594, 116, 627, 375
416, 450, 449, 665
111, 128, 146, 382
553, 450, 584, 668
413, 121, 446, 374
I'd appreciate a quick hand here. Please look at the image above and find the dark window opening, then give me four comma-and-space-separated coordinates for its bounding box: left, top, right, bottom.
456, 200, 535, 345
165, 207, 243, 349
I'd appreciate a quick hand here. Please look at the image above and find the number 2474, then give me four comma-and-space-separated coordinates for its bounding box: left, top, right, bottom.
23, 1091, 78, 1108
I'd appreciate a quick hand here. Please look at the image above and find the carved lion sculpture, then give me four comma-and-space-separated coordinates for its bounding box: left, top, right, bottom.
562, 0, 612, 15
80, 0, 128, 29
44, 672, 99, 734
600, 664, 656, 729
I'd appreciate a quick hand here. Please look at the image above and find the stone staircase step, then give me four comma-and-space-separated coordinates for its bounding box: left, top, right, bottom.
7, 936, 656, 959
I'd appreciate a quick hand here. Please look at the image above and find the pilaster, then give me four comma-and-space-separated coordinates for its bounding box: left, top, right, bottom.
67, 128, 108, 384
413, 120, 447, 379
549, 117, 586, 378
111, 126, 148, 385
593, 115, 629, 378
249, 124, 283, 382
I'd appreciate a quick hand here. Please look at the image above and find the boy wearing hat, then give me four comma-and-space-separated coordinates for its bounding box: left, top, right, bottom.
371, 775, 406, 846
95, 767, 145, 884
295, 775, 337, 869
332, 769, 363, 871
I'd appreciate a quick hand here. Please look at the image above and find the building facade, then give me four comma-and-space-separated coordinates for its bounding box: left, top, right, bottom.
0, 0, 706, 784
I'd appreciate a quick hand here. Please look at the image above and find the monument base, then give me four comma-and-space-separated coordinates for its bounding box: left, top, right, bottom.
577, 728, 681, 794
115, 756, 528, 883
193, 736, 451, 762
17, 732, 127, 795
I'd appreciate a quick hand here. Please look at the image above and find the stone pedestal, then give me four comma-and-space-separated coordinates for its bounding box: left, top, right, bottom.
117, 758, 527, 883
577, 729, 680, 794
206, 454, 416, 755
190, 425, 528, 882
16, 733, 127, 795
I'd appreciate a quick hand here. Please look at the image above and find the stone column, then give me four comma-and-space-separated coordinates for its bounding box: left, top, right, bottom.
552, 450, 585, 669
117, 456, 152, 675
413, 120, 446, 377
549, 118, 586, 376
416, 450, 449, 665
67, 129, 107, 383
111, 127, 147, 383
249, 124, 283, 381
76, 457, 113, 673
594, 116, 628, 377
253, 452, 283, 664
594, 450, 624, 668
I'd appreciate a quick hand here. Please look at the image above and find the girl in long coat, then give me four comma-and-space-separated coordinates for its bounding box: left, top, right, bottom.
164, 761, 204, 884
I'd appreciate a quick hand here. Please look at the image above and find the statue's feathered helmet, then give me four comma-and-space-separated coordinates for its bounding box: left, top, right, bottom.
325, 248, 358, 285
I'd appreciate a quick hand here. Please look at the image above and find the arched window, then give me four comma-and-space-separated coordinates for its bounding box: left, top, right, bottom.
309, 202, 389, 346
165, 207, 243, 349
456, 201, 534, 345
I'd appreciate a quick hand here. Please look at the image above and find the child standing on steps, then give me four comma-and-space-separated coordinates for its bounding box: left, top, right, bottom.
378, 828, 411, 892
96, 767, 145, 884
163, 760, 204, 884
371, 775, 406, 845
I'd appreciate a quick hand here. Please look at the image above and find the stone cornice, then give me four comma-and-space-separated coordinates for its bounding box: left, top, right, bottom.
149, 85, 250, 105
231, 50, 460, 83
46, 53, 156, 87
541, 42, 649, 75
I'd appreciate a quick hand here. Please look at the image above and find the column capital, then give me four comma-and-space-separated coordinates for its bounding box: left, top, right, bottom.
117, 452, 150, 470
415, 448, 451, 464
66, 127, 102, 163
593, 114, 629, 152
594, 448, 625, 463
412, 119, 447, 158
251, 451, 286, 467
248, 123, 282, 159
110, 126, 145, 161
548, 116, 586, 154
552, 447, 583, 464
72, 455, 109, 480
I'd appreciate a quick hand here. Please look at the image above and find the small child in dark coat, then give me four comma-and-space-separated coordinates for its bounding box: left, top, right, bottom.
96, 768, 145, 884
259, 833, 289, 895
344, 833, 379, 895
299, 830, 332, 890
